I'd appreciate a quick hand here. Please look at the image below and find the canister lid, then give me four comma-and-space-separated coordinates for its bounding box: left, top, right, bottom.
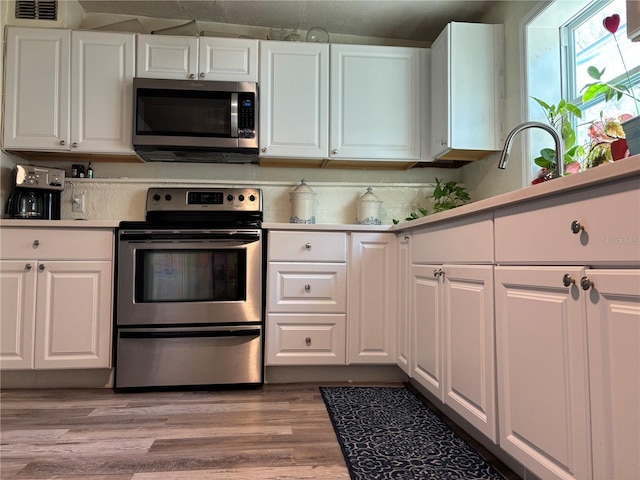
291, 179, 316, 194
358, 187, 381, 203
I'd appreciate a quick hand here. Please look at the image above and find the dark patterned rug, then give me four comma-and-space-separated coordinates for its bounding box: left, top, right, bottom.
320, 386, 505, 480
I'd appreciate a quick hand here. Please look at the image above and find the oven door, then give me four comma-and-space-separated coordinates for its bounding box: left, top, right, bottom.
117, 229, 262, 326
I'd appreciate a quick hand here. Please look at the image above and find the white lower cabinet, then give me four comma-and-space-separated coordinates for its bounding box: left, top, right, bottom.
266, 230, 397, 366
412, 263, 497, 442
495, 266, 592, 480
348, 233, 397, 364
0, 229, 114, 370
584, 269, 640, 480
266, 231, 347, 365
396, 233, 411, 374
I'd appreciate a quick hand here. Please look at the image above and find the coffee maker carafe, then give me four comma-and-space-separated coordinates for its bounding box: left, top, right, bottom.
5, 164, 65, 220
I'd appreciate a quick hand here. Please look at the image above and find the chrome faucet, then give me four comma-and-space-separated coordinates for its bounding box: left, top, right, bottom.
498, 121, 564, 178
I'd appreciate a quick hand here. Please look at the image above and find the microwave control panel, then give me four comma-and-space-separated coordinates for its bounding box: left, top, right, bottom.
238, 93, 255, 138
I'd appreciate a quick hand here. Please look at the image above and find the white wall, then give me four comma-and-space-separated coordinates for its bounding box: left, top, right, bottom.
460, 1, 542, 200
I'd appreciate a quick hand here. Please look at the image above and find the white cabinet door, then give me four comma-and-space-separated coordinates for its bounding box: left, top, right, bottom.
330, 44, 420, 160
430, 22, 502, 161
71, 31, 135, 154
396, 234, 411, 374
136, 35, 257, 81
348, 233, 397, 364
259, 41, 329, 159
585, 269, 640, 480
495, 266, 591, 480
34, 261, 112, 369
3, 27, 70, 151
0, 261, 37, 369
411, 264, 443, 401
136, 34, 198, 79
199, 37, 258, 82
442, 264, 496, 442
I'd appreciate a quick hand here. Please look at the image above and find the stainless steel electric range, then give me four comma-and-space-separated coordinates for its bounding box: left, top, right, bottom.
115, 187, 263, 390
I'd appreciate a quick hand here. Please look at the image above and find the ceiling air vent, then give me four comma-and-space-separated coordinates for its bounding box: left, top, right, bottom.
15, 0, 58, 21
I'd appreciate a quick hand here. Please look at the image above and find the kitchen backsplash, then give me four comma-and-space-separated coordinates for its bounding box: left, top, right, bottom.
61, 177, 437, 225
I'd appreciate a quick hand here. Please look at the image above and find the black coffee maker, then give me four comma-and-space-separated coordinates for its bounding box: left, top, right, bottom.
5, 164, 65, 220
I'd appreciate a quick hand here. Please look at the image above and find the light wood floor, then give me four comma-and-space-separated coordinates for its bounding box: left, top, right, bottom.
1, 383, 518, 480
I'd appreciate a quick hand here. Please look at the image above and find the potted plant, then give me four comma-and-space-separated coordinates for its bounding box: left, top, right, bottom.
581, 13, 640, 156
393, 178, 470, 224
530, 97, 583, 184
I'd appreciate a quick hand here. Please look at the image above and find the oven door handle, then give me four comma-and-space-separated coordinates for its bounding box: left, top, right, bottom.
119, 328, 261, 339
118, 232, 260, 242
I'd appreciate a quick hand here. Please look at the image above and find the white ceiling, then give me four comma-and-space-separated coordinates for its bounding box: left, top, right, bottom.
78, 0, 496, 42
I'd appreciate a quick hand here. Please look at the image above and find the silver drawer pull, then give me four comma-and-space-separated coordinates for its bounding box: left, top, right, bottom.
562, 274, 575, 287
304, 284, 311, 292
305, 243, 312, 250
570, 220, 584, 234
305, 337, 312, 346
580, 276, 593, 291
38, 264, 45, 271
25, 263, 32, 271
32, 240, 40, 248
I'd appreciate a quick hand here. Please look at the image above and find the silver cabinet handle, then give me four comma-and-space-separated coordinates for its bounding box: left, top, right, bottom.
433, 268, 444, 278
261, 147, 267, 153
441, 140, 446, 145
404, 235, 409, 241
580, 276, 593, 291
59, 139, 65, 146
25, 263, 32, 271
38, 264, 45, 271
305, 243, 312, 250
71, 142, 78, 148
304, 284, 311, 292
189, 73, 195, 79
571, 220, 584, 234
332, 149, 338, 154
562, 274, 575, 287
305, 337, 312, 346
32, 240, 40, 248
199, 72, 205, 79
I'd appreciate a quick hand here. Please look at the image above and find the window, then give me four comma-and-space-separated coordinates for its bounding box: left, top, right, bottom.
563, 0, 640, 147
526, 0, 639, 181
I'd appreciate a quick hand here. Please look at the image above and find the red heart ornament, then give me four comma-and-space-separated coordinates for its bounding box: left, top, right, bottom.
603, 14, 620, 34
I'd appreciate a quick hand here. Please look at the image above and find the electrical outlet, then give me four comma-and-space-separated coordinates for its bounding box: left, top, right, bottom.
72, 193, 85, 213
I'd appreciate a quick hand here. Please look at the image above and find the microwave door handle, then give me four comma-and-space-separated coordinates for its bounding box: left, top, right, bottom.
230, 92, 238, 137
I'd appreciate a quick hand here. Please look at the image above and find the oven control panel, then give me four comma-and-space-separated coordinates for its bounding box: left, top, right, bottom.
146, 188, 262, 212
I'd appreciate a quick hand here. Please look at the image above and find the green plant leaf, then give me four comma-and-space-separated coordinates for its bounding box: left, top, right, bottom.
587, 66, 603, 80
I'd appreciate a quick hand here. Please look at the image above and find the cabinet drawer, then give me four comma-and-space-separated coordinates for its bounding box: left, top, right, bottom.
495, 178, 640, 265
411, 213, 494, 264
268, 231, 347, 262
268, 262, 347, 312
266, 313, 346, 365
1, 229, 114, 260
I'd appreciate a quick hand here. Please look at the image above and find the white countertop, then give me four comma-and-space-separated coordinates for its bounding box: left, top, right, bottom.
0, 219, 120, 228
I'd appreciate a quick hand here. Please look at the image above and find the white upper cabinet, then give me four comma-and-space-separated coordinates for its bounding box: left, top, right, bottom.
71, 30, 135, 154
4, 27, 70, 151
136, 34, 258, 81
259, 41, 329, 160
3, 27, 135, 154
329, 44, 422, 164
430, 22, 503, 161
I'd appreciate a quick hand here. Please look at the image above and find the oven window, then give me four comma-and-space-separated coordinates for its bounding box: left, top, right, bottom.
136, 89, 232, 137
135, 249, 246, 303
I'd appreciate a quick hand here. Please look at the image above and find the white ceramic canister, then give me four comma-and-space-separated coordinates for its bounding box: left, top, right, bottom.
289, 179, 316, 224
356, 187, 382, 225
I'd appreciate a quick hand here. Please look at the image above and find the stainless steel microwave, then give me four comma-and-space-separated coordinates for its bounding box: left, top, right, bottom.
132, 78, 258, 163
